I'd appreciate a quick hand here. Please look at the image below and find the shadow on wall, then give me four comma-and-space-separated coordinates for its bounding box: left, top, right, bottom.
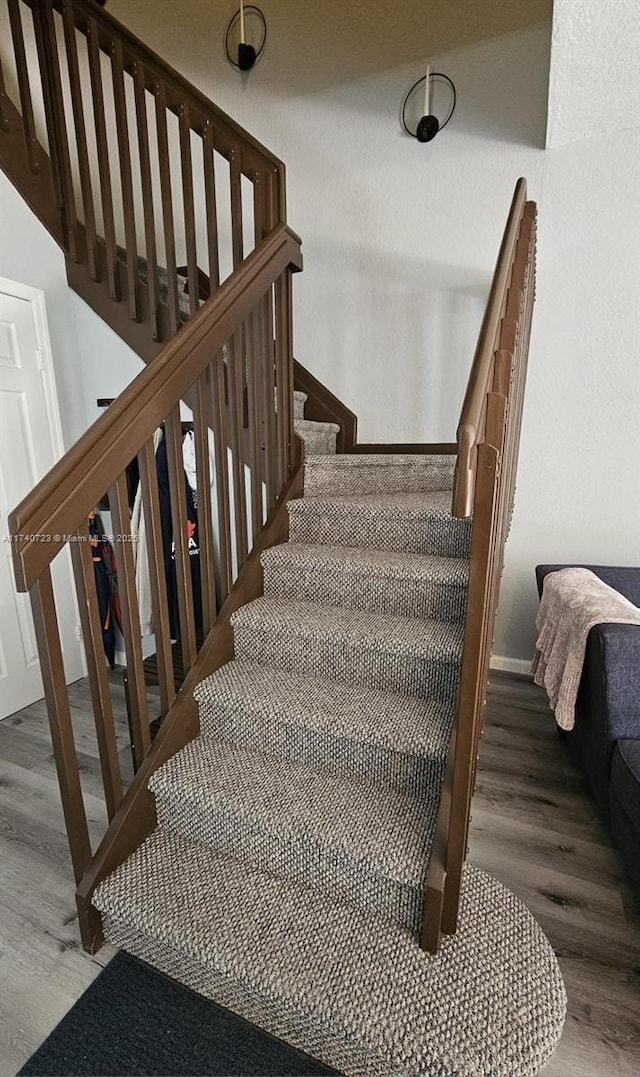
295, 235, 489, 444
431, 23, 552, 151
276, 22, 552, 153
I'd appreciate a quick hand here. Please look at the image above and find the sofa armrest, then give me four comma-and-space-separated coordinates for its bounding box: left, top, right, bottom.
583, 624, 640, 743
535, 564, 640, 606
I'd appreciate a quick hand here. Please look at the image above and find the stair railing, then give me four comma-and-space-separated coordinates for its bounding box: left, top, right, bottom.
423, 179, 537, 951
9, 223, 303, 949
0, 0, 284, 351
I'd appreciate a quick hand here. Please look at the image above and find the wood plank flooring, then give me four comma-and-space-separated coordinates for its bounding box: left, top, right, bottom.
0, 671, 638, 1076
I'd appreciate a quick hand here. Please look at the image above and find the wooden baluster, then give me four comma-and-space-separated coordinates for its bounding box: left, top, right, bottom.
7, 0, 40, 173
443, 387, 506, 937
137, 436, 176, 714
108, 472, 150, 769
70, 529, 123, 821
154, 82, 179, 335
229, 145, 243, 268
87, 15, 119, 301
111, 38, 138, 321
260, 290, 278, 511
165, 408, 197, 669
133, 61, 159, 340
253, 169, 265, 245
244, 309, 263, 539
179, 103, 199, 317
31, 0, 78, 259
0, 52, 10, 131
260, 173, 279, 507
192, 375, 217, 631
274, 271, 294, 479
202, 121, 220, 290
29, 567, 93, 883
273, 275, 286, 486
210, 352, 232, 601
227, 330, 249, 568
61, 2, 98, 279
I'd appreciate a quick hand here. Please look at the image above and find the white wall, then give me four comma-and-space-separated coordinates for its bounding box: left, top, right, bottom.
0, 173, 88, 447
3, 1, 638, 664
70, 293, 144, 427
546, 0, 640, 148
498, 125, 640, 662
0, 171, 145, 446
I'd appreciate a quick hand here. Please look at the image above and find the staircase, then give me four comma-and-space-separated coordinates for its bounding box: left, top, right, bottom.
95, 451, 465, 928
0, 3, 547, 1073
89, 450, 562, 1077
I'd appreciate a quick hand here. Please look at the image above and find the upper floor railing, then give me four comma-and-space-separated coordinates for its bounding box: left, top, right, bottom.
0, 0, 284, 346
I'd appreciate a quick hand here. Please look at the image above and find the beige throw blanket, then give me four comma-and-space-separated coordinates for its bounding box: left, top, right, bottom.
532, 567, 640, 730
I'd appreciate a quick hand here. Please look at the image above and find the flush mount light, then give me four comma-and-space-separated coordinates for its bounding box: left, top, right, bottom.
225, 3, 267, 72
402, 68, 456, 142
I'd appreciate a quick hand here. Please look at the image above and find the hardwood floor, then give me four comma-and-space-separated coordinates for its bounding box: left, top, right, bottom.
0, 671, 638, 1076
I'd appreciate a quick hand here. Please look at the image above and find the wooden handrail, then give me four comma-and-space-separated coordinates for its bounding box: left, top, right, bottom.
9, 223, 302, 591
422, 183, 537, 952
452, 178, 527, 518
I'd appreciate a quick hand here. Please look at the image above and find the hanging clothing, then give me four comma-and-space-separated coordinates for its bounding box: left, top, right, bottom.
156, 433, 203, 641
182, 429, 197, 493
88, 511, 122, 668
131, 427, 164, 635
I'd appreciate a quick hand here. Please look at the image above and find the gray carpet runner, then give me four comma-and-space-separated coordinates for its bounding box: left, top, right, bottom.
95, 392, 565, 1074
231, 596, 463, 701
194, 661, 454, 798
94, 831, 566, 1077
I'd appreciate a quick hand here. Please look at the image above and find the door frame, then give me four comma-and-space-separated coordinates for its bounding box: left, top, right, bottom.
0, 275, 87, 688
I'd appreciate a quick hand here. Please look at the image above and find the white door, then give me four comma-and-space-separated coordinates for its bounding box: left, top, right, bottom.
0, 281, 85, 720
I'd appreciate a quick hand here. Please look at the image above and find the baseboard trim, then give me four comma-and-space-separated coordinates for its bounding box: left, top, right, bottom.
489, 655, 533, 677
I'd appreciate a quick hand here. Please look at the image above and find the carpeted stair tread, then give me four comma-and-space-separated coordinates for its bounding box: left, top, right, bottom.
150, 739, 436, 906
261, 543, 468, 622
303, 453, 456, 496
194, 659, 454, 758
231, 596, 464, 700
288, 490, 471, 558
94, 829, 567, 1077
194, 660, 453, 798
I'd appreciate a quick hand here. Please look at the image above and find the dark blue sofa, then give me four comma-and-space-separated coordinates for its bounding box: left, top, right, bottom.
535, 565, 640, 903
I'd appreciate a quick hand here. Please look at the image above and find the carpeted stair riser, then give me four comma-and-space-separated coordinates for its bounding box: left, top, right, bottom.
295, 418, 339, 456
288, 492, 472, 559
231, 598, 463, 702
261, 544, 468, 623
94, 829, 567, 1077
293, 390, 307, 419
150, 740, 434, 929
303, 454, 456, 498
195, 662, 454, 800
